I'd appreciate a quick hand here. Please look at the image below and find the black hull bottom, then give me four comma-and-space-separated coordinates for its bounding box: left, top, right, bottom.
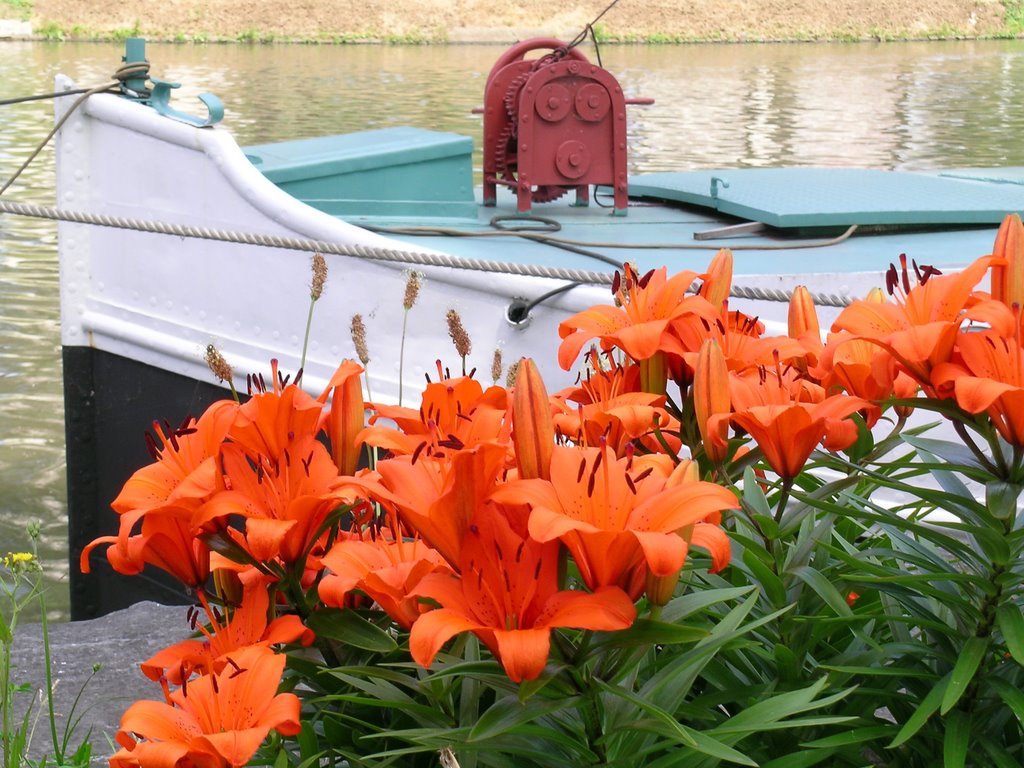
63, 346, 230, 620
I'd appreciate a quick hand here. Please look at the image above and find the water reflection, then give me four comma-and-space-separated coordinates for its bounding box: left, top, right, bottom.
2, 38, 1024, 618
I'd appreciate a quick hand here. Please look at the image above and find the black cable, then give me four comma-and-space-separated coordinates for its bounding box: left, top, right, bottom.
520, 281, 587, 319
0, 87, 107, 107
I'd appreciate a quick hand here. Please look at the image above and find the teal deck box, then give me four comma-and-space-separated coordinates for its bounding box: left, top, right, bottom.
245, 126, 476, 218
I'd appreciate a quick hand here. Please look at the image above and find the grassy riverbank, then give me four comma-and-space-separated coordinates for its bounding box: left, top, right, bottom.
1, 0, 1022, 44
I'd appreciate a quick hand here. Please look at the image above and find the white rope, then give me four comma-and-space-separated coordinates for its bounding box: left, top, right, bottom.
0, 198, 854, 307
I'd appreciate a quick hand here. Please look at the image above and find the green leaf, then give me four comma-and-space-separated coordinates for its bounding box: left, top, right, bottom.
596, 681, 757, 765
889, 674, 949, 748
743, 467, 773, 518
978, 732, 1024, 768
468, 694, 579, 742
661, 585, 755, 624
199, 530, 265, 568
989, 677, 1024, 728
741, 549, 786, 607
842, 412, 875, 463
800, 725, 896, 748
901, 434, 986, 473
752, 513, 779, 540
593, 618, 708, 648
708, 678, 851, 736
792, 565, 853, 618
305, 608, 397, 652
760, 748, 838, 768
940, 636, 988, 714
986, 480, 1021, 521
942, 710, 970, 768
973, 527, 1012, 566
996, 605, 1024, 665
773, 643, 798, 680
297, 720, 319, 762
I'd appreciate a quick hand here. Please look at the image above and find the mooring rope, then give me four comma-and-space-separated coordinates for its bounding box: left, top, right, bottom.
0, 198, 616, 285
0, 197, 857, 307
0, 61, 149, 197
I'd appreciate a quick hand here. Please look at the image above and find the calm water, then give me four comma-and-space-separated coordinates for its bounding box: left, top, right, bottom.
2, 38, 1024, 618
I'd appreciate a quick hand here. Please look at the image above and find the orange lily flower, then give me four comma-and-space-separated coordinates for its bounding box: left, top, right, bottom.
80, 504, 211, 588
553, 393, 680, 457
111, 400, 239, 515
365, 441, 508, 568
495, 445, 738, 595
832, 254, 993, 389
933, 330, 1024, 446
410, 509, 636, 682
714, 390, 873, 479
818, 331, 918, 407
359, 372, 509, 458
111, 645, 301, 768
228, 359, 325, 460
319, 536, 452, 629
557, 264, 718, 370
141, 571, 313, 684
553, 354, 680, 456
673, 310, 805, 383
83, 396, 236, 585
193, 434, 348, 566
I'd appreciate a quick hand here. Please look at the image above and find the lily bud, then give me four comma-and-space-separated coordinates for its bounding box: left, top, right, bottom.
991, 213, 1024, 308
787, 285, 820, 342
699, 248, 734, 312
645, 564, 682, 607
322, 359, 366, 476
512, 358, 554, 480
864, 286, 888, 303
693, 339, 730, 463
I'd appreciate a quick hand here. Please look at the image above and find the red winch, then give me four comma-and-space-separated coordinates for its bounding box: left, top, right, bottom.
482, 38, 650, 216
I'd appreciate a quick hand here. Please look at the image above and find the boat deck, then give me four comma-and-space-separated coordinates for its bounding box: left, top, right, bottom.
243, 128, 1016, 288
343, 180, 1004, 282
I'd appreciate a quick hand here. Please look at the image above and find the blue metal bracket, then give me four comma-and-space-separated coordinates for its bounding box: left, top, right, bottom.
710, 176, 730, 201
119, 38, 224, 127
149, 78, 224, 127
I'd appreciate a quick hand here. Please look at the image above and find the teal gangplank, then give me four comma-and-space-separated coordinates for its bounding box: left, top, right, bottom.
628, 168, 1024, 228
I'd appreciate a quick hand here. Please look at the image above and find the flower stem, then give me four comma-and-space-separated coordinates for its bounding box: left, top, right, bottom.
398, 309, 409, 406
773, 477, 794, 525
300, 298, 316, 373
39, 588, 61, 761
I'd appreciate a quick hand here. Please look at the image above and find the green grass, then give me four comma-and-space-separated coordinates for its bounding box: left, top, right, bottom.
109, 20, 142, 41
0, 0, 31, 22
1004, 0, 1024, 34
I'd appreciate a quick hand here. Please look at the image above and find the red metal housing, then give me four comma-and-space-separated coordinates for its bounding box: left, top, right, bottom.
482, 39, 629, 215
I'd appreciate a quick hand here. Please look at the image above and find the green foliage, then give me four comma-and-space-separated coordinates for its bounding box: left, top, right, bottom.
0, 0, 31, 22
236, 27, 276, 43
109, 20, 142, 41
261, 587, 859, 768
31, 21, 63, 40
1003, 0, 1024, 34
1, 529, 95, 768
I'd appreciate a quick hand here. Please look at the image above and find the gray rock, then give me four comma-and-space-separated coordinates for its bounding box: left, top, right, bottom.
8, 602, 192, 764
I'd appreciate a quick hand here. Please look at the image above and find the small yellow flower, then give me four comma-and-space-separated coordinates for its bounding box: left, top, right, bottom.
2, 551, 38, 574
